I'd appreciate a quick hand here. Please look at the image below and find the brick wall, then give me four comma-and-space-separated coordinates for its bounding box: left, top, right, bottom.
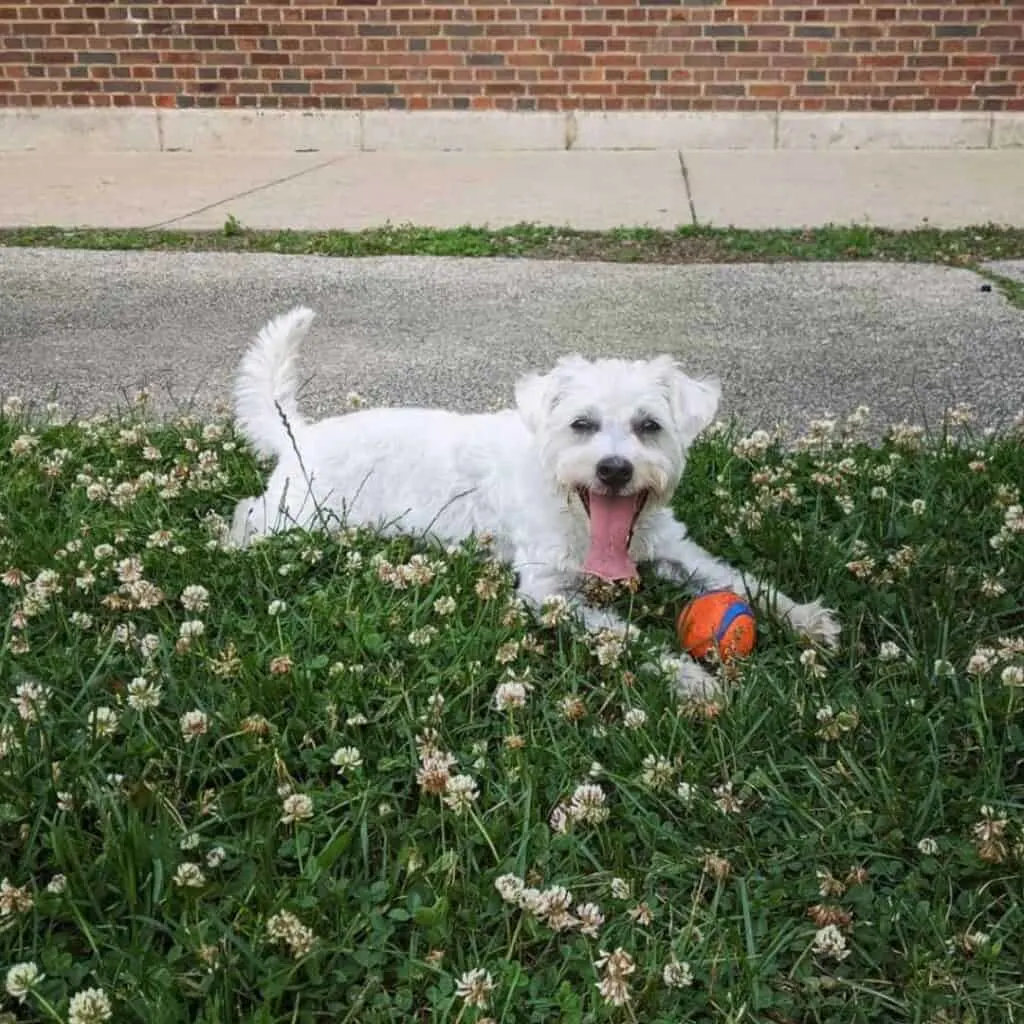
1, 1, 1021, 113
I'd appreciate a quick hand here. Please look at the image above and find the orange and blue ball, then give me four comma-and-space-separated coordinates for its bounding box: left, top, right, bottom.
676, 590, 757, 663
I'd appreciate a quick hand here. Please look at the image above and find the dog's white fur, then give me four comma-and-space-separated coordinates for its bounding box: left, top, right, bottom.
228, 307, 840, 697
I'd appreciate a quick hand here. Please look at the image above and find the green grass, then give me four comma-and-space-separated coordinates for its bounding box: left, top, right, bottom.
4, 222, 1024, 267
1, 400, 1022, 1023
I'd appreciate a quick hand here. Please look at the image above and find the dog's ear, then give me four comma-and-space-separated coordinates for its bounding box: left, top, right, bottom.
661, 360, 721, 447
515, 370, 553, 433
515, 357, 588, 433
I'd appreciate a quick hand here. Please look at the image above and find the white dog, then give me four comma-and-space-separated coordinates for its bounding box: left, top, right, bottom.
228, 307, 840, 696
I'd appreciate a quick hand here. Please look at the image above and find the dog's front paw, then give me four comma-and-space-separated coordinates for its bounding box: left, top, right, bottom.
788, 598, 841, 649
675, 659, 719, 700
578, 605, 634, 639
649, 654, 719, 700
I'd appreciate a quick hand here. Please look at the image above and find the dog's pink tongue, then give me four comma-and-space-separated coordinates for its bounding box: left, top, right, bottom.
582, 492, 640, 581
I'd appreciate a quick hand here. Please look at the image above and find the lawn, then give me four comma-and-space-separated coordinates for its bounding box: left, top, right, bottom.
0, 396, 1022, 1024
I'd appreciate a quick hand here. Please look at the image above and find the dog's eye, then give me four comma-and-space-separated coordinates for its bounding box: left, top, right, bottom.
571, 417, 598, 433
637, 418, 662, 435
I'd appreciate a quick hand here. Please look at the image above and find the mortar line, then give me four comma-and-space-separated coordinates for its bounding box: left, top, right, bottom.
677, 150, 698, 227
143, 155, 345, 231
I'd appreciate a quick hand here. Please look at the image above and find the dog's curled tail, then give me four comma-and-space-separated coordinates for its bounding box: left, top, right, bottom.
234, 306, 315, 458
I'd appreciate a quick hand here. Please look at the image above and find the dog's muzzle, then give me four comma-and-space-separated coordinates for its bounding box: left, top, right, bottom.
595, 455, 634, 490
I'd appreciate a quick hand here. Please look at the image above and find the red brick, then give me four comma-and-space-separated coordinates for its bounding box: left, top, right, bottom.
0, 1, 1016, 110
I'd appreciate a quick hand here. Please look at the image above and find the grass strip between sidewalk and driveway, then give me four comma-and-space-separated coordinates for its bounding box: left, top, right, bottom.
6, 221, 1024, 308
3, 222, 1024, 265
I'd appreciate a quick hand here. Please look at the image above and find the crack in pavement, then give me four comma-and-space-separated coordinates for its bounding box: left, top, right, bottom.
144, 155, 345, 231
677, 150, 698, 227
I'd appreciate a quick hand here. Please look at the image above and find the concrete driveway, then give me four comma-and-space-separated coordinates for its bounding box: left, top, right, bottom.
1, 247, 1022, 435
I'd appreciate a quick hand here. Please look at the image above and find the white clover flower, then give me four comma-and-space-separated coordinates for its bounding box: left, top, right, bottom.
173, 863, 206, 888
1001, 665, 1024, 688
180, 585, 210, 612
0, 877, 33, 915
628, 902, 653, 926
592, 630, 625, 667
87, 706, 119, 739
622, 708, 647, 730
800, 648, 827, 679
116, 556, 144, 583
878, 641, 903, 662
494, 639, 520, 664
9, 434, 39, 456
330, 746, 363, 773
548, 802, 569, 834
558, 694, 587, 721
539, 593, 572, 627
68, 987, 113, 1024
594, 947, 635, 1007
639, 755, 675, 791
812, 924, 850, 961
280, 793, 314, 824
676, 781, 696, 805
455, 968, 494, 1009
11, 680, 51, 722
5, 961, 43, 1002
662, 957, 694, 989
408, 625, 438, 647
493, 679, 531, 712
568, 783, 609, 825
967, 648, 996, 676
494, 873, 525, 904
180, 709, 209, 742
535, 885, 573, 925
916, 837, 938, 856
576, 901, 605, 937
713, 781, 744, 815
733, 429, 772, 459
266, 910, 317, 959
442, 774, 479, 814
127, 677, 162, 711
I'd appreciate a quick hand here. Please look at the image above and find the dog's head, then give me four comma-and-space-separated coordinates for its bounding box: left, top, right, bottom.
515, 354, 720, 581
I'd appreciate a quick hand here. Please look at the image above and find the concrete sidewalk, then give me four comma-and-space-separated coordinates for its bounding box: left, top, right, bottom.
3, 149, 1024, 231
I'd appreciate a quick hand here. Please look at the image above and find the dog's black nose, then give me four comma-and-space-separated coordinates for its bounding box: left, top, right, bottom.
595, 456, 634, 489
